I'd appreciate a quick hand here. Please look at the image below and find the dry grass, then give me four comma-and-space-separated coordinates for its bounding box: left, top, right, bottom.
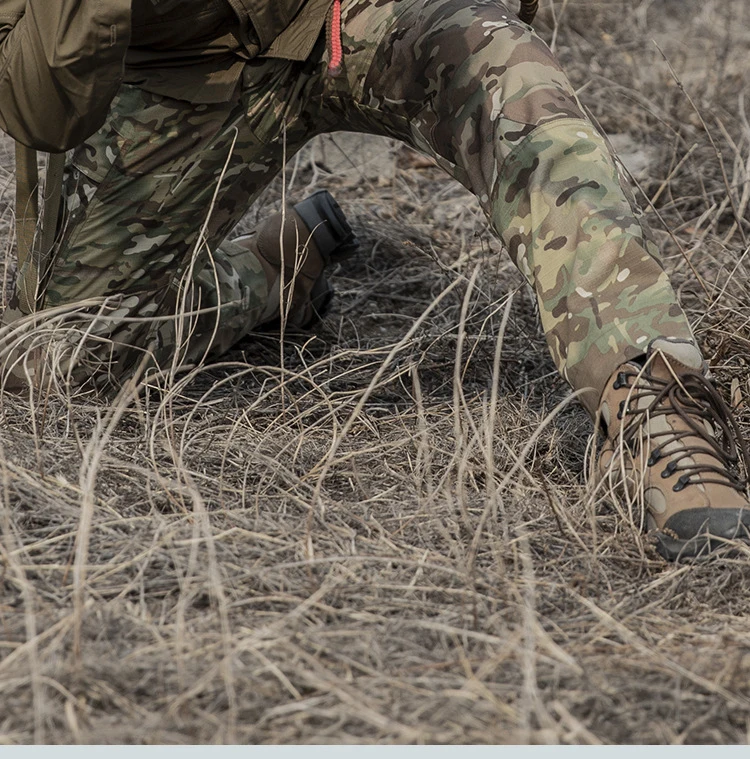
1, 0, 750, 745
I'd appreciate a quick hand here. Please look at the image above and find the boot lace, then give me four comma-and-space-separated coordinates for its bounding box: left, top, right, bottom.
613, 366, 750, 493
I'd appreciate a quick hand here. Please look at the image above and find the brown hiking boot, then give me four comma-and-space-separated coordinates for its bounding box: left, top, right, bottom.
597, 337, 750, 560
233, 190, 358, 328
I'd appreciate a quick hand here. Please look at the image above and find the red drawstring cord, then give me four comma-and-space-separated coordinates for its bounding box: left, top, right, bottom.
328, 0, 343, 74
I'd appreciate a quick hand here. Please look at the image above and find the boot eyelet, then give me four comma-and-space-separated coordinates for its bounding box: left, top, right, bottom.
647, 449, 661, 466
613, 372, 629, 390
661, 461, 677, 478
617, 400, 626, 420
673, 474, 691, 492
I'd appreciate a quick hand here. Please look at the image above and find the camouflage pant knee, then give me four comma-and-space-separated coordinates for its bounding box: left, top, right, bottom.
3, 0, 695, 410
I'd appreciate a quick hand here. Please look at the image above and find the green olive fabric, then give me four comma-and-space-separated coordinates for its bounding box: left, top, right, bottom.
0, 0, 332, 151
0, 0, 131, 151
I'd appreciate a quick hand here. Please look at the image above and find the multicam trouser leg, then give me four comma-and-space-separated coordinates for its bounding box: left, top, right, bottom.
2, 0, 696, 411
329, 0, 696, 413
3, 85, 283, 387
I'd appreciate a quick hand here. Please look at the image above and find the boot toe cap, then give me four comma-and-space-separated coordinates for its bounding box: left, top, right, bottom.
655, 507, 750, 561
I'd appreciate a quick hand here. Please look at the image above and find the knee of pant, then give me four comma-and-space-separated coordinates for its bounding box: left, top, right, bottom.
387, 1, 586, 137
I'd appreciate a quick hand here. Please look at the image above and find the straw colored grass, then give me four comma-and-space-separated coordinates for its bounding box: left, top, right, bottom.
1, 0, 749, 745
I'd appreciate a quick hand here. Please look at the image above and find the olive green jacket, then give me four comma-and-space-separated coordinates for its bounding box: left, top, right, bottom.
0, 0, 333, 151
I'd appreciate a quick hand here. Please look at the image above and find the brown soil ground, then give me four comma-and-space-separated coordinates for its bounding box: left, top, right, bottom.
1, 0, 750, 745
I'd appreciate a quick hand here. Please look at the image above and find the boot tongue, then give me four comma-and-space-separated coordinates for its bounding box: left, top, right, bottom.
646, 338, 705, 380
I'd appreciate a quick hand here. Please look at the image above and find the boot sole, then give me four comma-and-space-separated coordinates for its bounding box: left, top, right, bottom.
654, 531, 750, 561
293, 190, 358, 265
653, 508, 750, 561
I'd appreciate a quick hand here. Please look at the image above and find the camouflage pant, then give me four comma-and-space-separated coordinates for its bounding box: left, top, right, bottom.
4, 0, 695, 411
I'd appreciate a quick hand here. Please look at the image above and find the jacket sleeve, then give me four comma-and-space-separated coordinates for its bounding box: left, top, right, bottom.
0, 0, 131, 152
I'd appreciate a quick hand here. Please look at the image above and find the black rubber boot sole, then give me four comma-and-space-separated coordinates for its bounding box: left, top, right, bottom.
293, 190, 359, 265
654, 507, 750, 561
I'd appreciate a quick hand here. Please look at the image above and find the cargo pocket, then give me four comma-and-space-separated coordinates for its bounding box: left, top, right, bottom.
69, 85, 197, 211
241, 59, 301, 145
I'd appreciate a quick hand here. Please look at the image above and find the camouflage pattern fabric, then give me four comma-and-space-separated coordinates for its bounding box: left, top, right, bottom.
2, 0, 697, 412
